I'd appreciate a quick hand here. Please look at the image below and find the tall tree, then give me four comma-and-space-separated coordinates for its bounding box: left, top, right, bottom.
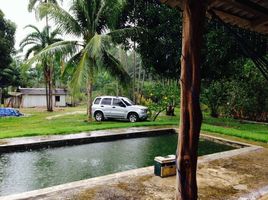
28, 0, 60, 31
33, 0, 131, 120
0, 10, 16, 105
117, 0, 182, 79
20, 25, 62, 111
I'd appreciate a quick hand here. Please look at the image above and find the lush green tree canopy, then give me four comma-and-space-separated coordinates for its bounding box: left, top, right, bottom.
117, 0, 182, 79
0, 10, 16, 88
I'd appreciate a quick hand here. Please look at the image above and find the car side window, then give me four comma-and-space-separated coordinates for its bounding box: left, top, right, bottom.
94, 98, 101, 104
101, 98, 112, 105
113, 98, 125, 107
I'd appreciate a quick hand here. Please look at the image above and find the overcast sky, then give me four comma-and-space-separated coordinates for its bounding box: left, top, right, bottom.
0, 0, 70, 52
0, 0, 45, 50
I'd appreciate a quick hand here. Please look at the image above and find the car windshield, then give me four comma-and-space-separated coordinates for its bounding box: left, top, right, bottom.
121, 98, 134, 106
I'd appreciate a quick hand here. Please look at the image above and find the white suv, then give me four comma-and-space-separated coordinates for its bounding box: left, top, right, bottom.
92, 96, 148, 122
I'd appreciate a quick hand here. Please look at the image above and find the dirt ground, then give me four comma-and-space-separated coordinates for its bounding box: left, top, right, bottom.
68, 148, 268, 200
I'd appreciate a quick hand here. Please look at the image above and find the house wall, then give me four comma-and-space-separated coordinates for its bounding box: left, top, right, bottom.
54, 95, 66, 107
22, 95, 66, 108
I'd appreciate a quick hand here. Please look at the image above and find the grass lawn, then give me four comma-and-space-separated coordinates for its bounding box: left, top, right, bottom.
0, 106, 268, 143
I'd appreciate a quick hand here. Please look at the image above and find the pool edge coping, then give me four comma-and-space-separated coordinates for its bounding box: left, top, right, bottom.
0, 127, 176, 153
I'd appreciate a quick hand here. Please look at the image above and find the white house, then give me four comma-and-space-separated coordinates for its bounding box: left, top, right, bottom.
6, 88, 68, 108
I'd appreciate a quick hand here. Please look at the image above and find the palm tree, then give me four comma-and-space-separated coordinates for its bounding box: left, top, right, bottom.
20, 25, 62, 111
28, 0, 60, 27
28, 0, 59, 12
33, 0, 133, 120
28, 0, 61, 53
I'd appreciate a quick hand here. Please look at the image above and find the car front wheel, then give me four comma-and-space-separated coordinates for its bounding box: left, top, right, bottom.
128, 113, 139, 123
95, 111, 104, 122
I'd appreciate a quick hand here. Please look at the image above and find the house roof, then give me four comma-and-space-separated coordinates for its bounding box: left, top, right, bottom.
19, 88, 67, 95
8, 92, 23, 97
160, 0, 268, 35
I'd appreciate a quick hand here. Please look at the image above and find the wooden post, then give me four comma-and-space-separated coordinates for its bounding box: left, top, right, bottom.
176, 1, 207, 200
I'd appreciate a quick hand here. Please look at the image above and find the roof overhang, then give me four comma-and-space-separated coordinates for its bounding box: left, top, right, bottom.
159, 0, 268, 35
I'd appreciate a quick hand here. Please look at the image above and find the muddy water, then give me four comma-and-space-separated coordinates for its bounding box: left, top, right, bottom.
0, 133, 235, 196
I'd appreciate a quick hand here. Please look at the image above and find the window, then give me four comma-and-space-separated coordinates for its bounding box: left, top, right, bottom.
101, 98, 112, 105
113, 98, 125, 107
94, 98, 101, 104
55, 96, 60, 102
121, 98, 133, 106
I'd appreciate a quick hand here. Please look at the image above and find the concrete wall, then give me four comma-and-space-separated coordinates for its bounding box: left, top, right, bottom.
22, 95, 66, 108
55, 95, 66, 107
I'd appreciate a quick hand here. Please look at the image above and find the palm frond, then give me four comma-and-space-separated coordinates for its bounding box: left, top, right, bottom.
20, 39, 42, 50
25, 45, 42, 59
50, 27, 61, 39
85, 34, 103, 60
38, 3, 82, 37
28, 0, 62, 12
28, 0, 38, 12
70, 50, 91, 91
24, 24, 41, 34
94, 0, 105, 29
62, 51, 83, 78
26, 40, 79, 66
71, 0, 91, 33
108, 27, 147, 43
101, 50, 130, 86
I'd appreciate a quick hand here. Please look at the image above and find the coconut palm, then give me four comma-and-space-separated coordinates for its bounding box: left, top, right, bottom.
28, 0, 61, 49
32, 0, 135, 120
20, 25, 62, 111
28, 0, 59, 12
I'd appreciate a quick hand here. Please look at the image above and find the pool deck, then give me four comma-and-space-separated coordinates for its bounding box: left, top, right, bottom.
0, 127, 267, 200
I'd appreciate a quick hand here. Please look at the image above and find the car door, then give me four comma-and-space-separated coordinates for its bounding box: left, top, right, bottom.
100, 98, 113, 118
111, 98, 127, 119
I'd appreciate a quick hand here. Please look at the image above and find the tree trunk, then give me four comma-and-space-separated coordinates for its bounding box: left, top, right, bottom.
48, 65, 53, 112
133, 44, 136, 104
44, 66, 49, 111
0, 88, 2, 107
87, 69, 93, 121
176, 1, 207, 200
44, 63, 53, 112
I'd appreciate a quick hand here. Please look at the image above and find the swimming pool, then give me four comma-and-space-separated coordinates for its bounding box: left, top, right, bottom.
0, 133, 236, 196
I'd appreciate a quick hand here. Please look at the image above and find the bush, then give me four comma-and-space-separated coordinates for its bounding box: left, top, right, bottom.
142, 81, 179, 121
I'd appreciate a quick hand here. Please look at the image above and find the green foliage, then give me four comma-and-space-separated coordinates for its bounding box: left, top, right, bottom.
0, 10, 16, 88
117, 0, 182, 79
201, 57, 268, 122
202, 80, 227, 118
201, 28, 239, 82
28, 0, 61, 12
93, 71, 121, 96
20, 25, 62, 60
142, 81, 179, 121
223, 58, 268, 121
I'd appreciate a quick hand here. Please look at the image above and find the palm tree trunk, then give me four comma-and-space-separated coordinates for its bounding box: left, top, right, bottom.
87, 68, 94, 121
44, 66, 50, 111
133, 43, 136, 103
176, 1, 207, 200
48, 65, 53, 112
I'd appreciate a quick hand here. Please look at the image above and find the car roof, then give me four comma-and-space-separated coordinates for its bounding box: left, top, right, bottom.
95, 96, 127, 99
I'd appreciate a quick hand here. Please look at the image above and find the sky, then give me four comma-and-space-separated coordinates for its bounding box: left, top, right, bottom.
0, 0, 70, 52
0, 0, 45, 50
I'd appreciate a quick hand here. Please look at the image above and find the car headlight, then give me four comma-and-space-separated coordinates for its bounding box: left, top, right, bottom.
141, 109, 147, 113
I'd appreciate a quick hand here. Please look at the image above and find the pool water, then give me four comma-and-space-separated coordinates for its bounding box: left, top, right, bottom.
0, 133, 235, 196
